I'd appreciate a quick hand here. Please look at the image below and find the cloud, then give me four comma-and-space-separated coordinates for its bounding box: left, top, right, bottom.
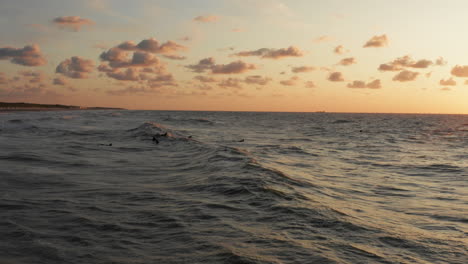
106, 68, 140, 81
366, 79, 382, 89
411, 59, 433, 68
328, 72, 344, 82
334, 45, 347, 54
392, 70, 419, 82
163, 55, 186, 60
451, 65, 468, 77
280, 76, 299, 86
52, 16, 94, 31
379, 55, 434, 71
234, 46, 304, 59
53, 77, 68, 86
56, 56, 95, 79
194, 75, 217, 83
436, 57, 447, 66
291, 66, 316, 73
218, 78, 243, 89
439, 77, 456, 86
136, 38, 187, 54
186, 57, 216, 73
465, 80, 468, 85
194, 15, 219, 23
347, 79, 381, 89
211, 60, 256, 74
338, 57, 356, 66
232, 28, 244, 32
19, 70, 46, 83
304, 81, 316, 88
440, 87, 451, 91
195, 84, 213, 91
363, 34, 388, 48
0, 73, 7, 84
244, 75, 272, 85
313, 35, 333, 43
0, 44, 46, 66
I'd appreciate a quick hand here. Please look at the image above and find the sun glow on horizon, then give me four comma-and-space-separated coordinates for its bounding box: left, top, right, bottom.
0, 0, 468, 114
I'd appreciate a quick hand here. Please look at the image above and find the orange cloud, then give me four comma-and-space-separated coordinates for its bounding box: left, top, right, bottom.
56, 56, 94, 79
52, 16, 94, 31
19, 70, 46, 83
107, 68, 140, 81
313, 35, 333, 43
218, 78, 243, 89
186, 57, 216, 73
0, 44, 46, 66
379, 55, 434, 71
436, 57, 447, 66
439, 77, 456, 86
280, 76, 299, 86
451, 65, 468, 77
338, 57, 356, 66
193, 15, 219, 23
244, 75, 272, 85
328, 72, 344, 82
194, 75, 217, 83
234, 46, 304, 59
366, 79, 382, 89
53, 77, 68, 85
305, 81, 316, 88
363, 34, 388, 48
392, 70, 419, 82
292, 66, 316, 73
347, 79, 381, 89
334, 45, 347, 54
163, 55, 186, 60
211, 60, 256, 74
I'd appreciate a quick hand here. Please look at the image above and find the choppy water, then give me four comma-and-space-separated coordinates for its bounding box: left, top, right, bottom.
0, 110, 467, 264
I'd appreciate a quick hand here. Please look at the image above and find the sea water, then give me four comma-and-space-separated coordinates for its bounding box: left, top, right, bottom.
0, 110, 466, 263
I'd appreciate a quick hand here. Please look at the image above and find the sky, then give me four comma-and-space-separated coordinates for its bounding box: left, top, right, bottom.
1, 0, 468, 114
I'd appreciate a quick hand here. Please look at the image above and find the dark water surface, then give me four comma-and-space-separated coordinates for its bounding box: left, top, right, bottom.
0, 110, 467, 263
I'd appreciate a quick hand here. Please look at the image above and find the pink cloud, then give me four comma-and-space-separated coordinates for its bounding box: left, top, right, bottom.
379, 55, 434, 71
0, 44, 46, 66
193, 15, 219, 23
328, 72, 344, 82
392, 70, 419, 82
52, 16, 94, 31
363, 34, 388, 48
451, 65, 468, 77
347, 79, 381, 89
163, 55, 186, 60
56, 56, 95, 79
218, 78, 243, 89
334, 45, 347, 54
280, 76, 299, 86
304, 81, 316, 88
244, 75, 272, 85
313, 35, 333, 43
53, 77, 68, 86
234, 46, 304, 59
338, 57, 356, 66
211, 60, 256, 74
439, 77, 456, 86
194, 75, 217, 83
292, 66, 316, 73
186, 57, 216, 73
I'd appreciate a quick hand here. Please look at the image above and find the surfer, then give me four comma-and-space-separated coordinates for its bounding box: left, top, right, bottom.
152, 136, 159, 144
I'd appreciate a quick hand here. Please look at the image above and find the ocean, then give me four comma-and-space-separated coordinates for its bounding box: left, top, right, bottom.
0, 110, 466, 264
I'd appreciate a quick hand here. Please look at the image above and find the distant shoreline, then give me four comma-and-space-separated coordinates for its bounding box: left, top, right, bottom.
0, 102, 124, 112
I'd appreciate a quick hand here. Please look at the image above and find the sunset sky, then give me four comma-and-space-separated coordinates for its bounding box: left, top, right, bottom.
1, 0, 468, 113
